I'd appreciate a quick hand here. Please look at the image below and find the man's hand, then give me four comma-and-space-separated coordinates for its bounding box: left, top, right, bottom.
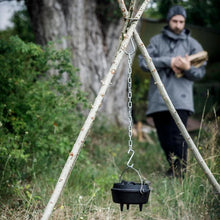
171, 56, 182, 75
172, 54, 191, 71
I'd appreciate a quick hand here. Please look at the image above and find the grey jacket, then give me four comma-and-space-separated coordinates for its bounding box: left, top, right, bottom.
139, 26, 206, 115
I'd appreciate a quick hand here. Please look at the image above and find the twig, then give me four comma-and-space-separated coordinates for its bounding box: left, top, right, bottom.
197, 90, 209, 147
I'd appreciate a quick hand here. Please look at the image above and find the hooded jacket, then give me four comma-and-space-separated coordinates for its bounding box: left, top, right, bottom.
139, 26, 206, 115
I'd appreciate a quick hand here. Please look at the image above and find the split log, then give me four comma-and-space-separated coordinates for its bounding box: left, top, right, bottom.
175, 50, 208, 78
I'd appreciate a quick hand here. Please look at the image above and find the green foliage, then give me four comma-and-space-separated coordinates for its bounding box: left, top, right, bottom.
144, 0, 220, 28
0, 36, 88, 198
11, 9, 35, 42
63, 118, 219, 219
133, 78, 149, 122
158, 0, 177, 19
95, 0, 122, 28
1, 117, 219, 219
0, 8, 34, 42
184, 0, 220, 29
0, 113, 219, 218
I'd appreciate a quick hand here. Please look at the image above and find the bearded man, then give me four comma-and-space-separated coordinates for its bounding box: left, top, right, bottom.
139, 5, 206, 177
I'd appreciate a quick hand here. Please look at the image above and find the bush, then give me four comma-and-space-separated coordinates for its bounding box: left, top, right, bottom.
0, 36, 88, 198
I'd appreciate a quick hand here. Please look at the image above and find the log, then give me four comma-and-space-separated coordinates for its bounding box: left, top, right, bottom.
175, 50, 208, 78
189, 50, 208, 67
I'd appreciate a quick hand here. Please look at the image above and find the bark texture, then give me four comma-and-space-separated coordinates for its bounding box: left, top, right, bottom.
25, 0, 129, 126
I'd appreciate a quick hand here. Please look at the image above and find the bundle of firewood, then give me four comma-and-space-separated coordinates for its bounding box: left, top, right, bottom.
175, 51, 208, 78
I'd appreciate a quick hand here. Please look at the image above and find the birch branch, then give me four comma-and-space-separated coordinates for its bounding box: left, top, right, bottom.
41, 1, 150, 219
118, 0, 220, 194
119, 0, 137, 48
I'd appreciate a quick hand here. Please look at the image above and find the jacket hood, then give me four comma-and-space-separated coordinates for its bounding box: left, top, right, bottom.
162, 25, 190, 40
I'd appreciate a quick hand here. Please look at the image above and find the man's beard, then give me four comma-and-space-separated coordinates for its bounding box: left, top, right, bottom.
173, 28, 183, 35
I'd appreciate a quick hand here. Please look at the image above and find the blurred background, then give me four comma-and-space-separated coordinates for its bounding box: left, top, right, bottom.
0, 1, 219, 219
1, 0, 219, 123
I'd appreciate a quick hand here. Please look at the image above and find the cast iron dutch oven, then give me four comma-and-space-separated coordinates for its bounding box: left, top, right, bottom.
111, 179, 150, 211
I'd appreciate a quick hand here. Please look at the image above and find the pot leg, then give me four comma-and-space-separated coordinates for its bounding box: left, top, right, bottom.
127, 204, 130, 210
120, 203, 124, 211
139, 204, 143, 211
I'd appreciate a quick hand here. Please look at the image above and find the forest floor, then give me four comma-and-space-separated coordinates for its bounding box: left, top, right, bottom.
0, 118, 219, 220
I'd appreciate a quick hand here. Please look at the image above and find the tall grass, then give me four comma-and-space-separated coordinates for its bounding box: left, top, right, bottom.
0, 115, 219, 220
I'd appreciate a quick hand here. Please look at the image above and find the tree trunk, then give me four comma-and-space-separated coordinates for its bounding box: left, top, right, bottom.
25, 0, 129, 126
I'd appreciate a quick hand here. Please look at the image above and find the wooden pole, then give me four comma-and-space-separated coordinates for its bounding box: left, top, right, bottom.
41, 1, 150, 219
118, 0, 220, 194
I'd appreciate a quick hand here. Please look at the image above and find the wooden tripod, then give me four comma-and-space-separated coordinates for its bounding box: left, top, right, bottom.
41, 1, 219, 219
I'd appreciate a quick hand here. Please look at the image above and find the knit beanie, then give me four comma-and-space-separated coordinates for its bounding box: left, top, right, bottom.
166, 5, 187, 21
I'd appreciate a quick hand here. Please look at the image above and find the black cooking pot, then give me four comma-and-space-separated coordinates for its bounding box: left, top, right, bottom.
111, 180, 150, 211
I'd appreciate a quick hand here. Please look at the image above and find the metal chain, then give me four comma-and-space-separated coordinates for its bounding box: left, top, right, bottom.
124, 38, 147, 193
125, 38, 135, 168
127, 52, 133, 151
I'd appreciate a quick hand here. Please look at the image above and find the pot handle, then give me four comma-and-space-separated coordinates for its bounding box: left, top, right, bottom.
119, 166, 145, 194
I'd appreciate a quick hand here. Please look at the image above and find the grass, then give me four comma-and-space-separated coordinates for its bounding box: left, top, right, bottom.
0, 116, 219, 219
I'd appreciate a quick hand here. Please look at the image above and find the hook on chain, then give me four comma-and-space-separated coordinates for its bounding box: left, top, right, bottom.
127, 148, 135, 168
